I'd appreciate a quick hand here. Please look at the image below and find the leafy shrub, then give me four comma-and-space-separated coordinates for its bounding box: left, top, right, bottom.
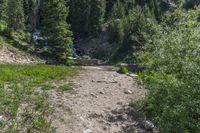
0, 21, 7, 34
118, 66, 129, 74
137, 7, 200, 133
10, 30, 31, 42
108, 6, 157, 63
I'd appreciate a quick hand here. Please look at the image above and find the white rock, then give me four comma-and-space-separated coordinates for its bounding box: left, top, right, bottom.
127, 73, 138, 78
0, 116, 4, 122
83, 129, 92, 133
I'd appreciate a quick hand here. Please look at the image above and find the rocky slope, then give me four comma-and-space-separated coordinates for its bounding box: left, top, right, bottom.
0, 43, 43, 64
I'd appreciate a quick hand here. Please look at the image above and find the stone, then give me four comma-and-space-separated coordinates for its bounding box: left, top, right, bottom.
103, 126, 108, 130
127, 73, 138, 78
0, 116, 4, 123
90, 93, 98, 98
99, 91, 105, 94
83, 129, 92, 133
125, 90, 133, 94
139, 120, 155, 131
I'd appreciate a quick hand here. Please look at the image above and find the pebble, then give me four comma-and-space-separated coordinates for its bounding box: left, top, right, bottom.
125, 90, 133, 94
90, 93, 98, 98
99, 91, 105, 94
83, 129, 92, 133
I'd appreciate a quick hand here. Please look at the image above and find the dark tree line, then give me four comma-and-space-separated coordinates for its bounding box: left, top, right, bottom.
0, 0, 199, 63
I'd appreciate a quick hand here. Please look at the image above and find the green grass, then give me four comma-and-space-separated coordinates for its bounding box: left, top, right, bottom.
0, 64, 78, 132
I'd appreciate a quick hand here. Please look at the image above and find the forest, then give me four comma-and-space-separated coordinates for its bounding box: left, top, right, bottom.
0, 0, 200, 133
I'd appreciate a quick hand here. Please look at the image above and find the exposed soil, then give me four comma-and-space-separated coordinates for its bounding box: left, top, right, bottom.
0, 44, 42, 64
49, 66, 152, 133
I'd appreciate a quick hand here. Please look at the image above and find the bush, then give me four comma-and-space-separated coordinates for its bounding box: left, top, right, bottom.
108, 6, 158, 63
118, 66, 129, 74
137, 7, 200, 132
0, 21, 7, 34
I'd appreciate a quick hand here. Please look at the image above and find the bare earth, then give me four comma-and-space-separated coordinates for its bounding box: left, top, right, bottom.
49, 66, 148, 133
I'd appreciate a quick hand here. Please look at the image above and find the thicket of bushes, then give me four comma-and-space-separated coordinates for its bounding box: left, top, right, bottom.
137, 7, 200, 133
108, 0, 200, 132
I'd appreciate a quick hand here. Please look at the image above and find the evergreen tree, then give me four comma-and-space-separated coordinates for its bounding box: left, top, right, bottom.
111, 0, 125, 19
89, 0, 106, 36
7, 0, 25, 30
106, 0, 116, 18
69, 0, 91, 38
23, 0, 40, 31
41, 0, 73, 63
0, 0, 8, 22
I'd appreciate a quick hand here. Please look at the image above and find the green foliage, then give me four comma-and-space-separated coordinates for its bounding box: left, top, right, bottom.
41, 0, 73, 64
117, 66, 129, 74
69, 0, 91, 38
0, 0, 8, 22
0, 21, 7, 34
0, 64, 78, 132
137, 6, 200, 132
109, 5, 157, 63
7, 0, 25, 30
23, 0, 40, 31
89, 0, 106, 36
111, 0, 125, 19
69, 0, 106, 38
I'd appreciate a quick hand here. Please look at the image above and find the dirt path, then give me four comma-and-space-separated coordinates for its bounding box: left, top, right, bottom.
49, 66, 148, 133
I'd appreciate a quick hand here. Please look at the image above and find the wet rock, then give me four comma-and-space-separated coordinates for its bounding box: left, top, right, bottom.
139, 120, 155, 131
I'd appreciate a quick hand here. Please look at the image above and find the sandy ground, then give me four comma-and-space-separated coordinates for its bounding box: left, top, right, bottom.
49, 66, 150, 133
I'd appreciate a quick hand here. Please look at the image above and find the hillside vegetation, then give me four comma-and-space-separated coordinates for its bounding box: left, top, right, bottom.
0, 65, 78, 132
0, 0, 200, 132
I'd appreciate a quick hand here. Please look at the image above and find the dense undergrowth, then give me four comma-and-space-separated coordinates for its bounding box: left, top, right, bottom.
137, 7, 200, 133
0, 64, 78, 132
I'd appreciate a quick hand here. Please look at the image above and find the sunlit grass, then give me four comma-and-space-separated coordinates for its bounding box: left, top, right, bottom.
0, 64, 78, 132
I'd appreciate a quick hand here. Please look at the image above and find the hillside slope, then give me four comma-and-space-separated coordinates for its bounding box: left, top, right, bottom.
0, 43, 43, 64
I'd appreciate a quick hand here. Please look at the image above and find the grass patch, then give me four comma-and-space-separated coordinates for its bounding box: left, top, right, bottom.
0, 64, 78, 132
57, 84, 73, 91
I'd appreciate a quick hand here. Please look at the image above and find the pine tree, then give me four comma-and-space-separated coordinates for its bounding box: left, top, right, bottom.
7, 0, 25, 30
69, 0, 91, 38
89, 0, 106, 36
0, 0, 8, 22
41, 0, 73, 63
23, 0, 40, 31
106, 0, 116, 18
111, 0, 125, 19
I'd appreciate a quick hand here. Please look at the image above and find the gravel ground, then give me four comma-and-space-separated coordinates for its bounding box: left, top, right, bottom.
49, 66, 152, 133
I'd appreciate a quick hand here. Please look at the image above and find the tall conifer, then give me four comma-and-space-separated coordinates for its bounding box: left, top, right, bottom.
89, 0, 106, 36
7, 0, 25, 30
41, 0, 73, 63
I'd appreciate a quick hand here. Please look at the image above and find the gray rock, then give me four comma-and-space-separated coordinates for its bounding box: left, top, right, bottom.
90, 93, 98, 98
99, 91, 105, 94
139, 120, 155, 131
125, 90, 133, 94
0, 116, 4, 123
83, 129, 92, 133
